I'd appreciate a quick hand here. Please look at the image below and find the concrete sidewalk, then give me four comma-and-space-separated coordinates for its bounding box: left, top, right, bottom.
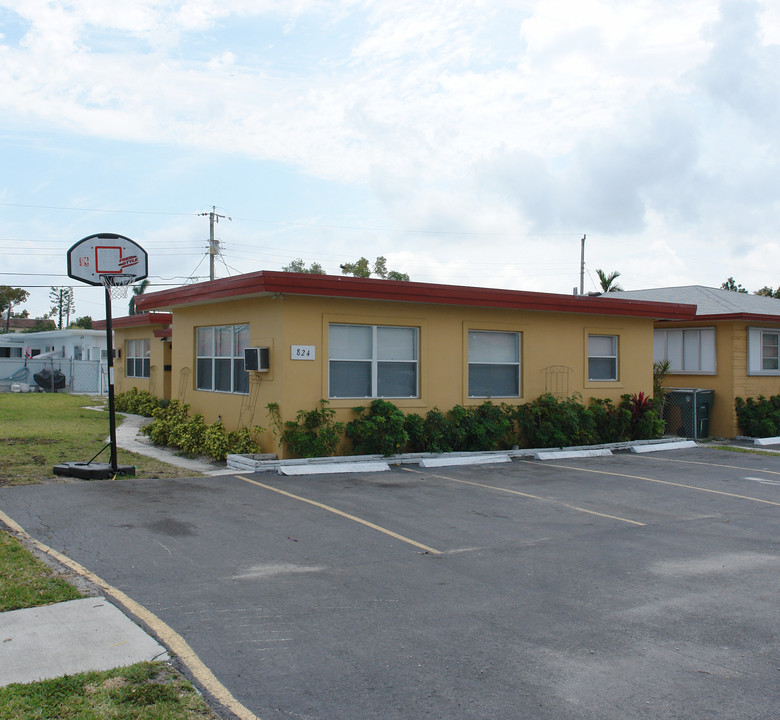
0, 597, 168, 687
114, 411, 234, 476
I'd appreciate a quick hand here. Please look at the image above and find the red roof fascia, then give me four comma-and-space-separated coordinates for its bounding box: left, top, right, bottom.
659, 313, 780, 324
134, 271, 696, 320
93, 312, 173, 331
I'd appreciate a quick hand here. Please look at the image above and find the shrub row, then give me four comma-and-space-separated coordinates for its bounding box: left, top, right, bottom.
735, 395, 780, 438
272, 393, 664, 458
114, 390, 262, 461
114, 388, 163, 416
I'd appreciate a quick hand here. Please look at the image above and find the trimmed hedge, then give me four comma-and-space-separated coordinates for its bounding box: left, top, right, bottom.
735, 395, 780, 437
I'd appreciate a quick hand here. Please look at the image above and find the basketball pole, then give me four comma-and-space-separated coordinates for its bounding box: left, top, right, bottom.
104, 283, 119, 473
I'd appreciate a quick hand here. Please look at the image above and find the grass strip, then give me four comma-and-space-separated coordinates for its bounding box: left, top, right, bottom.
0, 661, 218, 720
0, 532, 82, 612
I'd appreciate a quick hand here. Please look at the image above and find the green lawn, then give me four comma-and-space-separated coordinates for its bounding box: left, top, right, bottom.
0, 393, 198, 485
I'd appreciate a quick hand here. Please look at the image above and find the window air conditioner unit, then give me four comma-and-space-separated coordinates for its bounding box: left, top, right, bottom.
113, 348, 121, 359
244, 347, 270, 372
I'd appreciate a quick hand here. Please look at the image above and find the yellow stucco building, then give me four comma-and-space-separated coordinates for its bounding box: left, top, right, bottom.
614, 286, 780, 438
101, 272, 696, 455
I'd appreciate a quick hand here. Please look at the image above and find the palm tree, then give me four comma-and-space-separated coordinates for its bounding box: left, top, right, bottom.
129, 279, 151, 315
596, 269, 623, 293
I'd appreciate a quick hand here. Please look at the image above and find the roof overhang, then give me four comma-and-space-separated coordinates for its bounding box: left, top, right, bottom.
134, 271, 697, 320
93, 312, 173, 331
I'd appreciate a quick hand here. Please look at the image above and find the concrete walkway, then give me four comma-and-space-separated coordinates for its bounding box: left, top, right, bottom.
114, 412, 233, 476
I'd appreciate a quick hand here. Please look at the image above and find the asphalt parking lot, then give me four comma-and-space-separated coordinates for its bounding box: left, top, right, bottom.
1, 446, 779, 720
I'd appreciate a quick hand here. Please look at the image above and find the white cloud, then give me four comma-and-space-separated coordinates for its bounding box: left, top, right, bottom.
2, 0, 780, 320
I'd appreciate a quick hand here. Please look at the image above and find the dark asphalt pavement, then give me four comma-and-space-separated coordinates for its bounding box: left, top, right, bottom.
1, 447, 779, 719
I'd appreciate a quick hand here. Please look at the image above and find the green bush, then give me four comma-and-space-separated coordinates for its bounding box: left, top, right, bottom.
589, 398, 630, 444
624, 392, 665, 440
267, 401, 345, 458
516, 393, 594, 448
141, 400, 263, 461
346, 399, 409, 456
735, 395, 780, 437
446, 402, 517, 451
114, 388, 162, 416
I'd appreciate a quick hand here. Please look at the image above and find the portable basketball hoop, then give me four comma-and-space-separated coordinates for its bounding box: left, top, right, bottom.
55, 233, 149, 479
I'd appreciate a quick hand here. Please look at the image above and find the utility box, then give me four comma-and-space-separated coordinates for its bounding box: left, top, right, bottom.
663, 388, 715, 440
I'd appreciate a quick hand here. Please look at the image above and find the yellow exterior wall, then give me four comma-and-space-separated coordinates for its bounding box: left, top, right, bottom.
113, 327, 170, 400
659, 319, 780, 437
166, 294, 656, 456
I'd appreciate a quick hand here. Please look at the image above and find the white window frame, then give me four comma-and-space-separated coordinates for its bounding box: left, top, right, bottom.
653, 328, 716, 374
587, 334, 618, 381
196, 324, 250, 394
328, 324, 419, 399
126, 338, 151, 378
747, 327, 780, 376
467, 330, 522, 398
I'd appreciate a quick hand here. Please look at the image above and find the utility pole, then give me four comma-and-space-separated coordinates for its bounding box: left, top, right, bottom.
579, 234, 586, 296
199, 206, 230, 281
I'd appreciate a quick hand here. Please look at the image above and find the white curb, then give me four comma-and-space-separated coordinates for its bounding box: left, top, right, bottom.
630, 441, 697, 453
419, 455, 511, 468
533, 449, 613, 461
278, 461, 390, 476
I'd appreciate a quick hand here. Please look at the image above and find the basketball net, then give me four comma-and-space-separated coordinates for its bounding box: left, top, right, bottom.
99, 274, 135, 299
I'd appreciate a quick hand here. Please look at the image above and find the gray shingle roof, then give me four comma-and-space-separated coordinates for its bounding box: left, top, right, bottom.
612, 286, 780, 318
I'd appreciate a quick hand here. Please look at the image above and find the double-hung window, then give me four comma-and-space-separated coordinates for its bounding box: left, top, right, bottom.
329, 324, 418, 398
126, 339, 150, 378
653, 328, 715, 373
468, 331, 521, 397
588, 335, 618, 381
196, 324, 249, 394
747, 328, 780, 375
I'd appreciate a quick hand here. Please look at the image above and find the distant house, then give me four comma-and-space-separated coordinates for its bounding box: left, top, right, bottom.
3, 317, 56, 333
0, 329, 111, 393
103, 271, 695, 456
608, 286, 780, 437
0, 328, 107, 361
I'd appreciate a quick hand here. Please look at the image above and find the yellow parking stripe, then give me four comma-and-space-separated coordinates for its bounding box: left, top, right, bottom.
236, 475, 442, 555
520, 461, 780, 507
401, 468, 645, 526
0, 509, 260, 720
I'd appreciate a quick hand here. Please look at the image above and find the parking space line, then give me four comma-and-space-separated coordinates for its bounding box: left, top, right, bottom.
0, 509, 260, 720
401, 468, 645, 526
236, 476, 442, 555
636, 455, 780, 476
521, 461, 780, 507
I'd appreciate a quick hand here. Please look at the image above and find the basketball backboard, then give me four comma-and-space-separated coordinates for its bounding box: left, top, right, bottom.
67, 233, 148, 287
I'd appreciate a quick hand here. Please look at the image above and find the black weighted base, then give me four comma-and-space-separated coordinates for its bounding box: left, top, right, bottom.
53, 462, 136, 480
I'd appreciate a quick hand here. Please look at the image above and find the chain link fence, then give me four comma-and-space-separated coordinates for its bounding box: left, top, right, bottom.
0, 358, 109, 395
661, 388, 715, 440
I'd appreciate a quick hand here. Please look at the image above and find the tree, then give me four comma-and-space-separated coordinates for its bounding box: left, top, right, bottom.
755, 286, 780, 299
282, 258, 326, 274
721, 277, 748, 293
129, 279, 151, 315
1, 285, 30, 333
49, 287, 75, 329
596, 269, 623, 293
69, 316, 93, 329
341, 256, 410, 281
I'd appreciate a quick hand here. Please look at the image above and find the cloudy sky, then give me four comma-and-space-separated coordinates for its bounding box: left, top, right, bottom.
1, 0, 779, 321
